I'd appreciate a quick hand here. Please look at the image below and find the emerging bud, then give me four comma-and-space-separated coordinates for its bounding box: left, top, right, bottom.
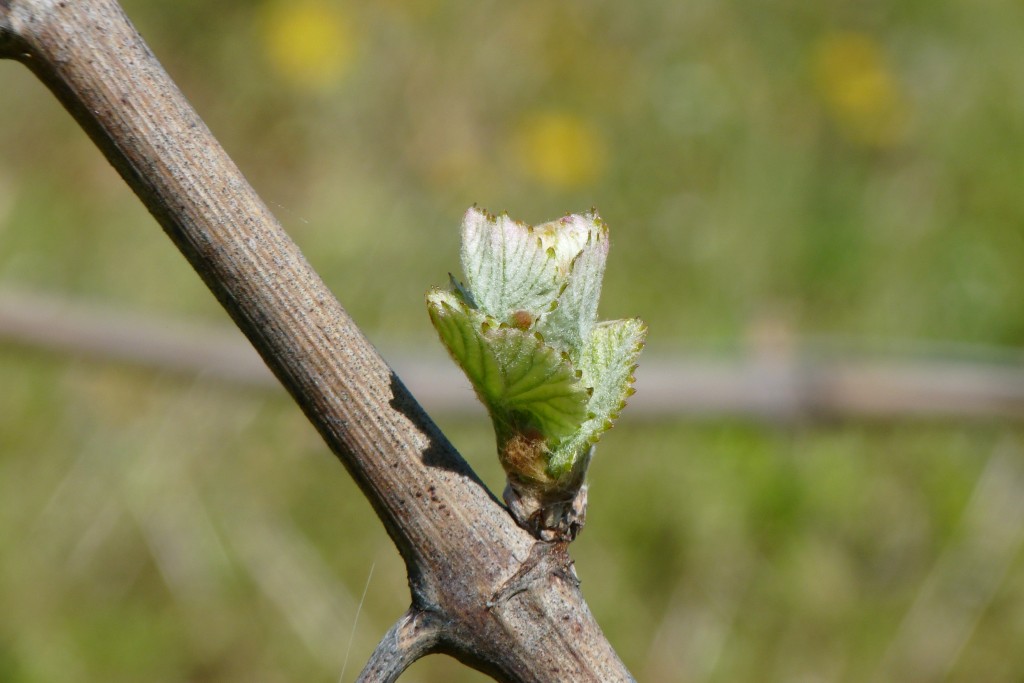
427, 207, 645, 541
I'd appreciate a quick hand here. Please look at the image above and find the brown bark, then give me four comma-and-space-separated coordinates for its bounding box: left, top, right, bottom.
0, 1, 633, 680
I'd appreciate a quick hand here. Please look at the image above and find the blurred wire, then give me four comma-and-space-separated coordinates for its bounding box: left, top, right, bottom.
2, 289, 1024, 422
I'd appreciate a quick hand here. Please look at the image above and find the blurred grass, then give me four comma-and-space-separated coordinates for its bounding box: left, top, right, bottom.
2, 0, 1024, 681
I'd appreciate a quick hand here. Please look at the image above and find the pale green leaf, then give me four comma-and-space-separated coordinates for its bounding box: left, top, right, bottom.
460, 208, 560, 322
537, 214, 609, 356
547, 318, 646, 478
487, 328, 591, 440
427, 288, 590, 443
426, 289, 501, 399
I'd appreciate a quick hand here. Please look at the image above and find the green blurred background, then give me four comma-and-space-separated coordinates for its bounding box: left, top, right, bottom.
3, 0, 1024, 681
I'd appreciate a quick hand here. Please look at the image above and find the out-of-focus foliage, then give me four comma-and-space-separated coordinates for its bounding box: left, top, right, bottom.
2, 0, 1024, 681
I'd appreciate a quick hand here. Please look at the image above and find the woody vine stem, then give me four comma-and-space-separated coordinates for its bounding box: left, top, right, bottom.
0, 1, 637, 680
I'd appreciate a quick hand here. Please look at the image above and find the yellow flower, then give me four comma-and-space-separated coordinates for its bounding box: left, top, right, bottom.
812, 31, 909, 146
260, 1, 356, 92
379, 0, 440, 21
512, 111, 608, 189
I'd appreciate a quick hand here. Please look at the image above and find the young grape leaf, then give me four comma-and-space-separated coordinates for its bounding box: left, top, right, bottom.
546, 317, 646, 478
460, 208, 560, 323
537, 215, 609, 357
427, 288, 590, 443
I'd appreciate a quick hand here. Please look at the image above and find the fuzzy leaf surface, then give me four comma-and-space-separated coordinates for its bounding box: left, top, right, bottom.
537, 217, 609, 356
460, 208, 560, 322
427, 289, 590, 442
547, 318, 646, 478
